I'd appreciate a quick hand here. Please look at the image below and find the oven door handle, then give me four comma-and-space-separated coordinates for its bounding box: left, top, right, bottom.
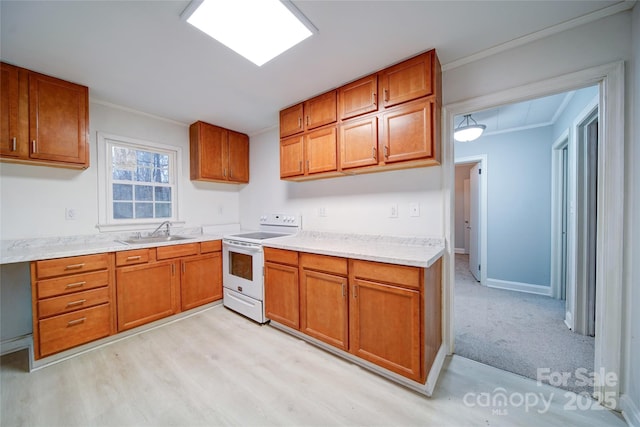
224, 240, 263, 253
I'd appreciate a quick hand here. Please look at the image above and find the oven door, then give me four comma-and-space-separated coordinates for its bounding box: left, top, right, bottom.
222, 239, 264, 301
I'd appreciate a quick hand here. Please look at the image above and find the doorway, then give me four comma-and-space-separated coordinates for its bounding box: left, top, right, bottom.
454, 156, 486, 285
443, 61, 625, 408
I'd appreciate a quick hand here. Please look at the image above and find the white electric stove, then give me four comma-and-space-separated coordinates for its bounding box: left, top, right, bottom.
222, 214, 300, 323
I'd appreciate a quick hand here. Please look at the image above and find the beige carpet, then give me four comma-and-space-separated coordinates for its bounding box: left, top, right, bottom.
454, 254, 595, 395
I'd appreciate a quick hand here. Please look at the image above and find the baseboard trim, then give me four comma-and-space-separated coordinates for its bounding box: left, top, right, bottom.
1, 334, 32, 356
485, 278, 552, 296
621, 394, 640, 427
454, 248, 467, 254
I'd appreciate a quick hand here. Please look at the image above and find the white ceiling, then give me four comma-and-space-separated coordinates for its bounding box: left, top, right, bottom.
457, 90, 576, 136
0, 1, 629, 136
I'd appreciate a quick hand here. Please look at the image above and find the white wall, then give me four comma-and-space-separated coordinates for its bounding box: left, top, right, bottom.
443, 8, 637, 413
240, 127, 443, 237
0, 101, 242, 241
456, 126, 553, 287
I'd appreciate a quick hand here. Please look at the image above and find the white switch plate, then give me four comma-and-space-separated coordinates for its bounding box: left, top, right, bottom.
389, 204, 398, 218
409, 203, 420, 217
65, 208, 77, 221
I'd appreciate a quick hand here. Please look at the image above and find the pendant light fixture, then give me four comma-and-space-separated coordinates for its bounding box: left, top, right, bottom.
454, 114, 486, 142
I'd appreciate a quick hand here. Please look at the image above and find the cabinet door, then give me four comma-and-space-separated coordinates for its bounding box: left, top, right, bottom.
280, 103, 304, 138
300, 269, 348, 350
181, 253, 222, 311
0, 63, 27, 158
379, 50, 433, 108
339, 116, 378, 170
264, 261, 299, 329
350, 278, 422, 382
190, 121, 226, 181
280, 135, 304, 178
305, 126, 337, 175
339, 74, 378, 120
381, 99, 433, 164
228, 130, 249, 183
304, 90, 337, 130
116, 261, 179, 331
28, 71, 88, 166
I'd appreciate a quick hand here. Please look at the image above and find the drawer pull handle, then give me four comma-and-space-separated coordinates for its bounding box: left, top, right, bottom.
66, 299, 86, 307
65, 263, 85, 270
126, 256, 142, 261
65, 281, 86, 289
67, 318, 86, 326
11, 137, 16, 151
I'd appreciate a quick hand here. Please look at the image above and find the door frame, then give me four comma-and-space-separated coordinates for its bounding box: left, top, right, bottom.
442, 61, 624, 409
455, 155, 487, 286
573, 99, 599, 337
550, 129, 570, 303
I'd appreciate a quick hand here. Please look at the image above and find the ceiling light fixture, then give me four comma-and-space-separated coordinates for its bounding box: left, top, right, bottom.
454, 114, 486, 142
181, 0, 317, 67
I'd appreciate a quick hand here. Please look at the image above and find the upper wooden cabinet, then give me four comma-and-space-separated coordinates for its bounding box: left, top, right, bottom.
339, 74, 378, 120
189, 120, 249, 183
279, 49, 440, 181
280, 125, 337, 179
304, 90, 337, 130
1, 62, 89, 169
280, 90, 337, 139
379, 50, 434, 109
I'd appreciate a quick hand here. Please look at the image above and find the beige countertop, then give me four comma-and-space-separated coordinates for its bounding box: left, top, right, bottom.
1, 227, 445, 268
263, 230, 444, 268
0, 225, 237, 264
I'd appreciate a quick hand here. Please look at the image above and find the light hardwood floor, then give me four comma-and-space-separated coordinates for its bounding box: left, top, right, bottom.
1, 306, 626, 426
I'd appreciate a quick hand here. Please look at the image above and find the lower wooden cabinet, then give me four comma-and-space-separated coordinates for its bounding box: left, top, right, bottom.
181, 252, 222, 311
300, 253, 348, 350
264, 250, 441, 384
116, 260, 179, 331
30, 241, 223, 360
38, 304, 112, 358
31, 253, 116, 359
264, 248, 300, 329
349, 277, 422, 381
349, 259, 426, 383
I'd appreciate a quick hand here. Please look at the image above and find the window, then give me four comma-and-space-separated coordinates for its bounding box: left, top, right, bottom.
97, 133, 181, 228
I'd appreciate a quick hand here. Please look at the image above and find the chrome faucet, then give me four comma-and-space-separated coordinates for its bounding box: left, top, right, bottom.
149, 221, 171, 237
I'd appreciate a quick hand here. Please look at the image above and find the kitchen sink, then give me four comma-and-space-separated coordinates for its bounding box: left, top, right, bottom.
119, 235, 193, 245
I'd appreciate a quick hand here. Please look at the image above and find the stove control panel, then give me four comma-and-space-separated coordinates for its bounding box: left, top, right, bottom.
259, 213, 300, 228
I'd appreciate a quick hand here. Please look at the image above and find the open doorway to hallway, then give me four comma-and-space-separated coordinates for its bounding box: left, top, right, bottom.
452, 85, 598, 395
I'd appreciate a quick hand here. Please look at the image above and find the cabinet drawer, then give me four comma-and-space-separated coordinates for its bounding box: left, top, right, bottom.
300, 252, 347, 276
116, 249, 150, 266
264, 247, 298, 266
156, 243, 199, 260
36, 253, 109, 279
38, 303, 111, 358
36, 270, 109, 299
350, 260, 422, 289
200, 240, 222, 253
38, 287, 110, 319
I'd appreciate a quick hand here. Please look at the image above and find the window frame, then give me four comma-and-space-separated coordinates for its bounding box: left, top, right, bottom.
97, 132, 182, 231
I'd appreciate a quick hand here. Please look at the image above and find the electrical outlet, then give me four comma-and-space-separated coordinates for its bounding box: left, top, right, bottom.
409, 203, 420, 217
65, 208, 77, 221
389, 204, 398, 218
